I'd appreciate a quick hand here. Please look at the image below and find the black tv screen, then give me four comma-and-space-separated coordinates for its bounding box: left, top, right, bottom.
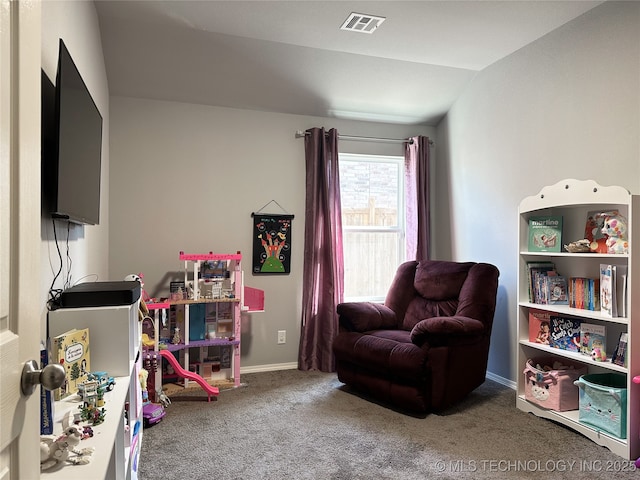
45, 39, 103, 225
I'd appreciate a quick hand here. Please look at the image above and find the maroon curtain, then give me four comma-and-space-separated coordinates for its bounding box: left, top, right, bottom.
298, 128, 344, 372
405, 136, 431, 261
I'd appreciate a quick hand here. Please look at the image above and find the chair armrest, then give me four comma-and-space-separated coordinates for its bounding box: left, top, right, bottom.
410, 316, 485, 346
336, 302, 398, 332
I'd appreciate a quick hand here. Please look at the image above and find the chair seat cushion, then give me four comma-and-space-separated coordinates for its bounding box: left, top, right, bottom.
333, 330, 427, 382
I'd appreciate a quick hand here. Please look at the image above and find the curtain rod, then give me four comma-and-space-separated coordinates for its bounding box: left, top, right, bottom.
295, 130, 433, 146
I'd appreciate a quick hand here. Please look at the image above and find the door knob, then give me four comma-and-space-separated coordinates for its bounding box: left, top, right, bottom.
21, 359, 65, 396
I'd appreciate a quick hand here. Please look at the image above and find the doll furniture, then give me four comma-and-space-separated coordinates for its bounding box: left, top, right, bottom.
333, 259, 499, 413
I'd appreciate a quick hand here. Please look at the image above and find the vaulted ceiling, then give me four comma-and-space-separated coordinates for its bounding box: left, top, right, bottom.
95, 0, 603, 126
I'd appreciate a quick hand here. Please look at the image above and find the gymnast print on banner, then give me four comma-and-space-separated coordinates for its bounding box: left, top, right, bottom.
252, 212, 293, 274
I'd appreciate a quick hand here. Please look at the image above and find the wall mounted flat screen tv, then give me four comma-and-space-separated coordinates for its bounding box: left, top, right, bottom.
43, 39, 103, 225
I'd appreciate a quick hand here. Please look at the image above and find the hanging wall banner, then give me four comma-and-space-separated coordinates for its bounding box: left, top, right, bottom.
252, 214, 294, 274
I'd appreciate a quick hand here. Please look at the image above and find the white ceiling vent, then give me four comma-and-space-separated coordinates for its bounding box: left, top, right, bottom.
340, 12, 386, 34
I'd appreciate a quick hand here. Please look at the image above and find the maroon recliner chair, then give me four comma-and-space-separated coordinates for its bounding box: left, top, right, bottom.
333, 260, 499, 413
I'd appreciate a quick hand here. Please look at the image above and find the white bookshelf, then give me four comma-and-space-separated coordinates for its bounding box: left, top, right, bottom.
517, 179, 638, 460
44, 302, 142, 479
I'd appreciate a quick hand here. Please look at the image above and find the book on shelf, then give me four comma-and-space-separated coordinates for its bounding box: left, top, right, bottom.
614, 265, 628, 318
531, 269, 566, 305
612, 332, 628, 367
533, 269, 555, 304
585, 209, 620, 253
528, 309, 551, 345
547, 275, 568, 305
51, 327, 90, 400
549, 316, 581, 352
600, 264, 627, 318
525, 261, 556, 303
568, 277, 600, 311
528, 215, 562, 252
578, 323, 606, 360
599, 264, 616, 318
40, 343, 54, 435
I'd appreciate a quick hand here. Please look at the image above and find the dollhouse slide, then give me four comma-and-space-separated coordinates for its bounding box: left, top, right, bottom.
158, 350, 220, 402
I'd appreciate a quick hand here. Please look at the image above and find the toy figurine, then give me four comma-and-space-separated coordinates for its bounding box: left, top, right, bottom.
79, 404, 106, 425
40, 424, 94, 470
139, 368, 149, 402
156, 389, 172, 408
124, 273, 150, 320
172, 326, 181, 344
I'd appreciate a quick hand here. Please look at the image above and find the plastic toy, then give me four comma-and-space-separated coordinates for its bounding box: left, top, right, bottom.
40, 422, 94, 470
158, 349, 219, 401
78, 372, 115, 410
124, 273, 150, 320
601, 213, 629, 254
591, 347, 606, 362
172, 326, 181, 344
143, 403, 166, 427
139, 367, 166, 427
79, 403, 106, 425
156, 389, 172, 408
92, 371, 115, 390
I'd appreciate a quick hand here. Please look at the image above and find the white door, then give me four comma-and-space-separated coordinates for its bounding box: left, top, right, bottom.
0, 1, 42, 479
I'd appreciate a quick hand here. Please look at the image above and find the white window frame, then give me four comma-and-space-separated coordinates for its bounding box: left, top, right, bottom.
339, 153, 406, 302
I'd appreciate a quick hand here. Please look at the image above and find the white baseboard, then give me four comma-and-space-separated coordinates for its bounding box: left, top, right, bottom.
240, 362, 299, 374
486, 371, 516, 390
239, 364, 517, 390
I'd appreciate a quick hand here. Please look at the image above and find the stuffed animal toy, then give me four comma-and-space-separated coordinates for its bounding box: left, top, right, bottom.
591, 347, 606, 362
124, 273, 149, 321
601, 213, 629, 254
40, 417, 94, 470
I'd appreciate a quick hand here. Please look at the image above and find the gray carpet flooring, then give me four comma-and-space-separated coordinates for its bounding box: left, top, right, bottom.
139, 369, 639, 479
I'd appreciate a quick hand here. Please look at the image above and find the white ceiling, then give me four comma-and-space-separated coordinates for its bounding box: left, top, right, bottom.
95, 0, 604, 126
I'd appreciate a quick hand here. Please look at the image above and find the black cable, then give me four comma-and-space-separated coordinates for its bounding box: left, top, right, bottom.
47, 218, 64, 310
64, 220, 72, 289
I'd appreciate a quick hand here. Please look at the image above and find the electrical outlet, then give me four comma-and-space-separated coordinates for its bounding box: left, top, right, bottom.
277, 330, 286, 344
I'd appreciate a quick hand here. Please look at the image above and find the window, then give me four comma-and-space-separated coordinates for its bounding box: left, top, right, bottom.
339, 153, 405, 302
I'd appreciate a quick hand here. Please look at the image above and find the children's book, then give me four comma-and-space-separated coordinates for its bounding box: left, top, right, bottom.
579, 323, 606, 360
600, 264, 615, 318
614, 265, 628, 318
528, 216, 562, 252
533, 270, 554, 304
525, 261, 556, 303
569, 277, 584, 309
589, 278, 600, 311
569, 277, 600, 311
51, 328, 90, 400
547, 276, 568, 305
528, 309, 551, 345
549, 316, 581, 352
612, 332, 628, 367
40, 343, 54, 434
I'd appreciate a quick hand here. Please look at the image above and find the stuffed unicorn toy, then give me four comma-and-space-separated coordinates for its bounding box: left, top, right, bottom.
601, 213, 628, 254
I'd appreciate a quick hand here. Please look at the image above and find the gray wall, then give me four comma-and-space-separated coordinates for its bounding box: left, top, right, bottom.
42, 0, 639, 382
435, 1, 640, 384
107, 100, 432, 371
40, 1, 110, 339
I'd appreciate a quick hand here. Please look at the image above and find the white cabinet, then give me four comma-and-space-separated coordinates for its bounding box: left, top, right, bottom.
44, 301, 142, 479
516, 179, 638, 460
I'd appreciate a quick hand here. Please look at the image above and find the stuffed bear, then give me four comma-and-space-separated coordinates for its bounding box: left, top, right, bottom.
601, 213, 629, 254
